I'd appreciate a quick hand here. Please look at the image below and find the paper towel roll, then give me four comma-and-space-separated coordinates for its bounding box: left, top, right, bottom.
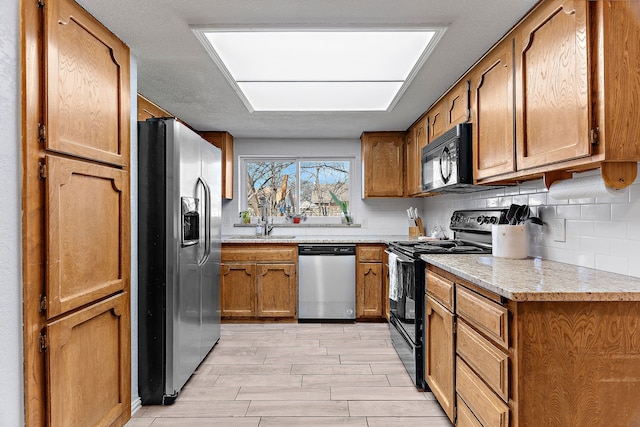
548, 174, 628, 200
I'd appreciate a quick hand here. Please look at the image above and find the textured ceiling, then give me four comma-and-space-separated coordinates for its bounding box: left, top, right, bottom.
76, 0, 538, 138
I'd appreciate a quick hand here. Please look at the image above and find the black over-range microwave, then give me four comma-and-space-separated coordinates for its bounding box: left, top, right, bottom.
421, 123, 494, 193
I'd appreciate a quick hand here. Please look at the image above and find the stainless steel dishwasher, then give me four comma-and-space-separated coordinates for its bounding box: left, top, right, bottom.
298, 244, 356, 321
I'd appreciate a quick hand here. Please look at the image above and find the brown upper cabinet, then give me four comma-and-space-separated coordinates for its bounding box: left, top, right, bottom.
200, 131, 235, 199
514, 0, 591, 171
405, 116, 427, 196
469, 0, 640, 187
445, 79, 471, 131
427, 99, 446, 142
469, 37, 516, 180
361, 131, 405, 198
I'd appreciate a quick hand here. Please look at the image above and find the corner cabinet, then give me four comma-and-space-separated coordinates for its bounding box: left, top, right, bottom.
356, 245, 387, 320
200, 131, 234, 199
361, 132, 405, 198
221, 244, 297, 320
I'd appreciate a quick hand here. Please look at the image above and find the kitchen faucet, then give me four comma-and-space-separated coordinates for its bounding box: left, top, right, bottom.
258, 195, 274, 236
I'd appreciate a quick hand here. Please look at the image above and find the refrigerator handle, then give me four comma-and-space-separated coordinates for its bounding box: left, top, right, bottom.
197, 176, 212, 266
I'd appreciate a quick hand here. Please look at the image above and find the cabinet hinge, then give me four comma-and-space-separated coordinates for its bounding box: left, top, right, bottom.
37, 123, 46, 143
37, 0, 45, 8
38, 161, 47, 179
39, 332, 47, 352
590, 127, 599, 146
39, 295, 47, 313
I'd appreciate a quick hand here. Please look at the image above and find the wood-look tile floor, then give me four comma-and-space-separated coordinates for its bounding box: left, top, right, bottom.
126, 323, 452, 427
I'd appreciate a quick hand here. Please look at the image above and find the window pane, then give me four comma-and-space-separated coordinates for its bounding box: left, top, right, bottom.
246, 161, 296, 217
299, 161, 350, 216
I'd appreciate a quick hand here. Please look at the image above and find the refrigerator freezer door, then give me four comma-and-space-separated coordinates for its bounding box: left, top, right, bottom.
173, 121, 205, 395
200, 141, 222, 360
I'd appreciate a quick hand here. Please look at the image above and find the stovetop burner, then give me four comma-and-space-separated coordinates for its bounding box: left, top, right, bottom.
411, 240, 490, 254
389, 208, 509, 257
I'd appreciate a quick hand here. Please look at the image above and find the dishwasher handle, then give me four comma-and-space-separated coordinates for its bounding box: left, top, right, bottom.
298, 244, 356, 256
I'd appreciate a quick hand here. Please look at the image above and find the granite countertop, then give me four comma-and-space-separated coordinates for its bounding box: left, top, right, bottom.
421, 254, 640, 302
222, 235, 410, 244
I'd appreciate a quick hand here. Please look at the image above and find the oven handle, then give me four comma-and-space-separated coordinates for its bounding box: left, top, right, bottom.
385, 249, 415, 264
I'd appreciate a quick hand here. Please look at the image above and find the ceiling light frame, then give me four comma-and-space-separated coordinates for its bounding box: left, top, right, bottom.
193, 25, 447, 113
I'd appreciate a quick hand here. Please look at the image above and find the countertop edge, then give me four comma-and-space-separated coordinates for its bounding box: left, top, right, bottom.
422, 254, 640, 302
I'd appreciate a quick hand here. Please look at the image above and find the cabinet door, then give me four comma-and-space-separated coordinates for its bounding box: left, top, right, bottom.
446, 80, 470, 129
46, 293, 129, 427
362, 132, 405, 197
404, 127, 419, 196
256, 263, 297, 318
220, 263, 256, 317
200, 131, 234, 199
425, 296, 455, 422
405, 117, 428, 196
356, 262, 383, 319
470, 38, 516, 180
45, 0, 130, 166
45, 155, 128, 318
515, 0, 590, 170
428, 100, 446, 142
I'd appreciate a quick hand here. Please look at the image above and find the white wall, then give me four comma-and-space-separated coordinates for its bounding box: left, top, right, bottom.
129, 56, 141, 413
422, 168, 640, 278
222, 138, 421, 237
0, 0, 25, 425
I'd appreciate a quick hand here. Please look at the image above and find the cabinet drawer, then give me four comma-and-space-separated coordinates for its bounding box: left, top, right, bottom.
457, 395, 483, 427
426, 270, 454, 311
222, 244, 297, 262
457, 319, 509, 401
358, 245, 384, 262
457, 357, 509, 427
456, 284, 508, 349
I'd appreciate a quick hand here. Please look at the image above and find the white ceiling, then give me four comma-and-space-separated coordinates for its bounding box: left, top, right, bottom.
76, 0, 538, 139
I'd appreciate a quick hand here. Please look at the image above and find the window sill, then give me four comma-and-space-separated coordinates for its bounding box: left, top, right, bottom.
233, 223, 361, 228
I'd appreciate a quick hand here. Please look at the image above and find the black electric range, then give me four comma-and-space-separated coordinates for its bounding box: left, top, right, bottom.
387, 209, 508, 390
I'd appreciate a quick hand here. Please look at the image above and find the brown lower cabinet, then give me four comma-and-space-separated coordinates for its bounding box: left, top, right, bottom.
426, 264, 640, 426
356, 244, 387, 320
221, 244, 297, 320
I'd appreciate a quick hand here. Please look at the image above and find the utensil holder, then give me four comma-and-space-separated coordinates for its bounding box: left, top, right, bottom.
492, 224, 528, 259
409, 226, 420, 238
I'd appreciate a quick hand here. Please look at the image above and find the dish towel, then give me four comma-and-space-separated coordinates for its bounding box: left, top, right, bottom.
388, 252, 399, 301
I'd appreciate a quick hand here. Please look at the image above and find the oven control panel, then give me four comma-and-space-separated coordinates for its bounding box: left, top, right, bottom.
450, 209, 508, 232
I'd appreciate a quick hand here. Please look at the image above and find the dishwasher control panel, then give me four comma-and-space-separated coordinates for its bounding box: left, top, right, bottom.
298, 245, 356, 256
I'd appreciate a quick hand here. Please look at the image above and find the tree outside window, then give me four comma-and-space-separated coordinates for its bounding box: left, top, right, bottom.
244, 159, 350, 218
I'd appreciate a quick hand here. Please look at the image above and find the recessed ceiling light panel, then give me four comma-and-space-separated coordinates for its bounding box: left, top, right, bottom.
193, 27, 446, 112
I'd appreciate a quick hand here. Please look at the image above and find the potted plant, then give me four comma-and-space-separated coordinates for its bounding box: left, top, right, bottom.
239, 209, 251, 224
330, 191, 352, 225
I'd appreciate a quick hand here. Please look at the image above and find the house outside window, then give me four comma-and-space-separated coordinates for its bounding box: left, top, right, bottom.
242, 158, 351, 219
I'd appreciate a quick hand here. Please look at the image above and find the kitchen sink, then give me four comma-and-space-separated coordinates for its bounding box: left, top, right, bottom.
227, 235, 297, 240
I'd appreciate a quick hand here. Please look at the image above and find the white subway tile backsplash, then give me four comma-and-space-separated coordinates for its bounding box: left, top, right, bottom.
527, 192, 547, 206
423, 176, 640, 278
580, 204, 611, 221
579, 236, 610, 255
611, 200, 640, 221
593, 221, 628, 239
556, 205, 581, 220
628, 222, 640, 240
595, 254, 629, 276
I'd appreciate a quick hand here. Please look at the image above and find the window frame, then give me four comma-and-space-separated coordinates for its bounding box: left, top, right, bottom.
239, 155, 354, 221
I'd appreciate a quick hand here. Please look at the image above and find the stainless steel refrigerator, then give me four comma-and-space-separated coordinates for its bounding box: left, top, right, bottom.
138, 118, 221, 405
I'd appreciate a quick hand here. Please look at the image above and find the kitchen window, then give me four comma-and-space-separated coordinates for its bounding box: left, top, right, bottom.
241, 158, 351, 219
